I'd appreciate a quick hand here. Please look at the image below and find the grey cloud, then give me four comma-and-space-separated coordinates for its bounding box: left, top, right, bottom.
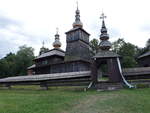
0, 25, 48, 59
0, 14, 56, 58
140, 24, 150, 32
14, 30, 49, 45
0, 29, 43, 59
0, 14, 42, 45
0, 15, 21, 29
89, 22, 121, 40
0, 35, 18, 58
109, 28, 121, 38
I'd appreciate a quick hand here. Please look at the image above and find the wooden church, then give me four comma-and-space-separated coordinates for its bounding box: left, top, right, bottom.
27, 5, 123, 83
27, 6, 92, 75
1, 5, 150, 89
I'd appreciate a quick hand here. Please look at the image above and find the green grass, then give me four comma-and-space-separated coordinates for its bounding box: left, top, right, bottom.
0, 86, 150, 113
98, 77, 109, 81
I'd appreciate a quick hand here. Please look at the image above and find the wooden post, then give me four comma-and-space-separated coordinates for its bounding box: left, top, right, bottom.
107, 58, 122, 82
40, 82, 48, 90
91, 59, 98, 84
5, 84, 11, 89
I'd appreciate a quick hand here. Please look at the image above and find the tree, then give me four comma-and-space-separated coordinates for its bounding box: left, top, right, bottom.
146, 38, 150, 50
0, 59, 8, 78
136, 38, 150, 57
90, 38, 99, 54
0, 52, 17, 77
0, 45, 35, 78
111, 38, 125, 53
112, 38, 139, 68
15, 45, 35, 75
39, 47, 49, 55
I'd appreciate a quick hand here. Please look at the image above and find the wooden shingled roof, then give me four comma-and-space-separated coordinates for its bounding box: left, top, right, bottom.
34, 48, 65, 60
65, 27, 90, 35
27, 64, 35, 69
0, 71, 91, 83
138, 51, 150, 59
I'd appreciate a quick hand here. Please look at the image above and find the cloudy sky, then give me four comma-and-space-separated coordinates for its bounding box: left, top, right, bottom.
0, 0, 150, 58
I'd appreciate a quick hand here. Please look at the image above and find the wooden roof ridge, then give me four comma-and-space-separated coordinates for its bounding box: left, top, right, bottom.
0, 71, 91, 83
65, 27, 90, 35
34, 48, 65, 60
138, 51, 150, 59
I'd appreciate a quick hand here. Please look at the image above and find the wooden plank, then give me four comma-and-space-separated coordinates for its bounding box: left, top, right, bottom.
46, 82, 90, 87
125, 75, 150, 80
0, 71, 91, 83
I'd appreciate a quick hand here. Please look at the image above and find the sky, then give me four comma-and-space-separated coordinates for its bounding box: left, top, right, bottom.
0, 0, 150, 58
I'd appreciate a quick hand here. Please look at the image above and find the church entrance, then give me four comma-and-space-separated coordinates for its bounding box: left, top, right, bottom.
96, 60, 109, 82
91, 57, 122, 84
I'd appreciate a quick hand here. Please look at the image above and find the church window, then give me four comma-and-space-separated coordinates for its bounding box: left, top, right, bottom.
42, 60, 48, 65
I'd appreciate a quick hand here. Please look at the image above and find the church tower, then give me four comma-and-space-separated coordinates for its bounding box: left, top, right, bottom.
65, 4, 91, 61
99, 13, 111, 51
53, 28, 62, 49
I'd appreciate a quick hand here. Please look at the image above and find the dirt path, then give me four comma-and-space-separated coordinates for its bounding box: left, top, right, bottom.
62, 93, 118, 113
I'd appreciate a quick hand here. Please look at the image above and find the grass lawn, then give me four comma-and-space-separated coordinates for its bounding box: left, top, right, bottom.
0, 86, 150, 113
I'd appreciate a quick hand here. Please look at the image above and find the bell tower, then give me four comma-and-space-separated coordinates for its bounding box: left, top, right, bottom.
65, 4, 91, 61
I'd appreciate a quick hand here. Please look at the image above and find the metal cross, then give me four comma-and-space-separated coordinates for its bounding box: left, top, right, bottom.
100, 12, 107, 20
76, 1, 78, 9
42, 41, 45, 47
56, 27, 59, 34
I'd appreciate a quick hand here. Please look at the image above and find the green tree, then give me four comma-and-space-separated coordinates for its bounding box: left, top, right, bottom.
0, 59, 8, 78
15, 45, 35, 75
0, 53, 17, 77
90, 38, 99, 54
146, 38, 150, 50
0, 45, 35, 78
136, 38, 150, 57
39, 47, 49, 55
111, 38, 125, 53
112, 39, 139, 68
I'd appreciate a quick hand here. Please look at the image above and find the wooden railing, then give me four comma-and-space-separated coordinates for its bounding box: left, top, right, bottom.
0, 71, 91, 89
123, 67, 150, 80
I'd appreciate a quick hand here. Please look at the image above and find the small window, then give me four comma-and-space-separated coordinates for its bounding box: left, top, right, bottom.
42, 60, 48, 65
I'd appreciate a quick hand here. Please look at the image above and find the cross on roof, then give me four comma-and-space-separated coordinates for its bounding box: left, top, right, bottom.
100, 12, 107, 20
76, 1, 78, 9
42, 41, 45, 47
56, 27, 59, 34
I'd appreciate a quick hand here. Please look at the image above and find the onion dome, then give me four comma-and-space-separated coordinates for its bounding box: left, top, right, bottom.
100, 20, 109, 40
72, 3, 83, 28
39, 41, 46, 55
99, 40, 111, 50
53, 28, 61, 48
99, 13, 111, 51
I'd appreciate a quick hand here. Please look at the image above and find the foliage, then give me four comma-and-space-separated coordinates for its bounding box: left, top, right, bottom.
112, 38, 140, 68
90, 38, 142, 68
0, 45, 34, 77
136, 38, 150, 57
146, 38, 150, 50
15, 45, 35, 75
136, 84, 150, 88
39, 47, 49, 55
90, 38, 99, 54
111, 38, 125, 53
137, 38, 150, 56
0, 53, 17, 78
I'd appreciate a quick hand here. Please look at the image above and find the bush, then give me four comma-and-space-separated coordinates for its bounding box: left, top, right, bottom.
136, 84, 150, 88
